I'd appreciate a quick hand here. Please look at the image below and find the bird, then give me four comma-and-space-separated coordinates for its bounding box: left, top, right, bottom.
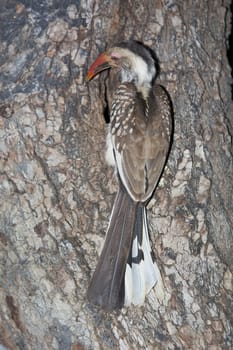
86, 40, 172, 311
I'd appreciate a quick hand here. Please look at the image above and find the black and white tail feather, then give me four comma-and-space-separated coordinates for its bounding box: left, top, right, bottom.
125, 205, 163, 306
87, 181, 163, 310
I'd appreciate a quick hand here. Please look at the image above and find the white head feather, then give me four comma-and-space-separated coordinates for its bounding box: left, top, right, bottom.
110, 47, 156, 98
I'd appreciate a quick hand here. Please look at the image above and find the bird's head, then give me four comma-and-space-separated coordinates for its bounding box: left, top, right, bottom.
87, 41, 156, 97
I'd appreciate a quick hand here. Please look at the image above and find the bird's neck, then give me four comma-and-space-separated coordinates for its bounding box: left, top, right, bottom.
137, 84, 151, 100
120, 70, 151, 99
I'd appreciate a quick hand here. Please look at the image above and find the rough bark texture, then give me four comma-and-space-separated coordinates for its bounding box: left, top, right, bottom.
0, 1, 232, 349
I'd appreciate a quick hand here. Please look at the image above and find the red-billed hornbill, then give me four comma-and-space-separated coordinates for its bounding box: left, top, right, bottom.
87, 41, 172, 310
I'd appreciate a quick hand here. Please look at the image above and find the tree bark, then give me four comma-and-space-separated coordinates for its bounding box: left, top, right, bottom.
0, 0, 232, 349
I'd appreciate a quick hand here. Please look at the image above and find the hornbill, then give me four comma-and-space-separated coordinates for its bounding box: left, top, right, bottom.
86, 40, 172, 311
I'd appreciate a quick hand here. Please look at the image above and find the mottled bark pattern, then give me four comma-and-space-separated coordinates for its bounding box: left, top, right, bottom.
0, 0, 232, 349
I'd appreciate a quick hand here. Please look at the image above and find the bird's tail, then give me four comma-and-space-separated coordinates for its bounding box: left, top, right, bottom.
87, 185, 137, 310
87, 185, 163, 310
124, 205, 163, 306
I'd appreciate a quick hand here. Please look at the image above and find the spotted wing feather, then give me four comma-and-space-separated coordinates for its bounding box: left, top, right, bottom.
111, 83, 172, 202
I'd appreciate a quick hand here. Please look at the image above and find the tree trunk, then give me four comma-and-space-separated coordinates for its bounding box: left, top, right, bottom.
0, 1, 232, 349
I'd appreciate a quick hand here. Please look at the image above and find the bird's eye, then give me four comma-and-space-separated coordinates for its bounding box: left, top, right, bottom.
111, 56, 119, 62
110, 52, 121, 60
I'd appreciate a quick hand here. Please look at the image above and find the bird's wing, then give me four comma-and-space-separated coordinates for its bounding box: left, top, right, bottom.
110, 83, 172, 202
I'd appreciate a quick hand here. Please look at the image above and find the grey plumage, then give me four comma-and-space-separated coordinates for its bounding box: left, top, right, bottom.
87, 182, 137, 310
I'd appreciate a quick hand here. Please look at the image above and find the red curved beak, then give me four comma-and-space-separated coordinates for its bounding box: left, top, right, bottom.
86, 52, 113, 81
